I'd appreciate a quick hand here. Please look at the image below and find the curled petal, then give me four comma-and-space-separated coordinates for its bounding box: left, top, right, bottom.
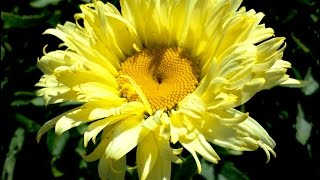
181, 134, 221, 173
36, 107, 79, 142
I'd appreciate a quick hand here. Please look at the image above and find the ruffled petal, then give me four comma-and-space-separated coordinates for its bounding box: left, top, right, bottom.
53, 61, 117, 89
120, 0, 172, 47
35, 75, 79, 105
180, 134, 220, 172
84, 0, 142, 59
37, 50, 78, 74
44, 23, 119, 74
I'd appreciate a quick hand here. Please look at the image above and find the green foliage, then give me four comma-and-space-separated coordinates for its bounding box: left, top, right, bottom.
172, 156, 198, 180
1, 0, 319, 179
30, 0, 63, 8
295, 104, 312, 145
218, 162, 249, 180
1, 12, 47, 29
2, 128, 25, 180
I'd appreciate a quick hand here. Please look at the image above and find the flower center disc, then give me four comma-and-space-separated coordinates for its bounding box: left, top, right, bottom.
117, 47, 199, 112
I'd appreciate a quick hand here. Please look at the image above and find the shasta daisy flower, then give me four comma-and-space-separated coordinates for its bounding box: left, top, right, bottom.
36, 0, 301, 179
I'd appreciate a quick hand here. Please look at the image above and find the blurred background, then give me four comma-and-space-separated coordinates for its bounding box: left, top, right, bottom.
1, 0, 319, 179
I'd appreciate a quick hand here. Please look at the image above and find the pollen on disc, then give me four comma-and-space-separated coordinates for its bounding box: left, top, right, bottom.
117, 47, 199, 112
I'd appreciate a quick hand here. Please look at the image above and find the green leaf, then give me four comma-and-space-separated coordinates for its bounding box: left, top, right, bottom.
1, 77, 8, 90
15, 113, 41, 133
31, 97, 45, 106
281, 9, 298, 23
47, 130, 70, 157
219, 161, 249, 180
14, 91, 35, 96
75, 138, 86, 157
11, 92, 44, 107
30, 0, 63, 8
200, 159, 214, 180
75, 138, 88, 169
10, 100, 30, 107
1, 128, 25, 180
291, 33, 311, 53
76, 124, 88, 135
298, 0, 314, 6
295, 103, 312, 145
51, 157, 64, 177
79, 159, 88, 169
46, 131, 71, 177
310, 13, 319, 23
302, 68, 319, 96
172, 155, 198, 180
1, 45, 4, 60
1, 12, 46, 29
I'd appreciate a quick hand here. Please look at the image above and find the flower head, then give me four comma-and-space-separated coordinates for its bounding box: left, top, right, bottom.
36, 0, 301, 179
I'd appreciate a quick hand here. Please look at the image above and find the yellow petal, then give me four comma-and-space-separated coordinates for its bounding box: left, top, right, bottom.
36, 84, 78, 105
181, 134, 220, 170
233, 78, 266, 105
197, 0, 242, 64
98, 155, 126, 180
195, 109, 253, 151
84, 114, 132, 147
54, 106, 102, 135
81, 100, 125, 121
247, 25, 274, 44
257, 37, 285, 62
218, 111, 249, 127
72, 82, 119, 102
234, 110, 276, 148
86, 0, 141, 59
280, 78, 304, 88
83, 101, 144, 121
105, 115, 149, 160
137, 133, 159, 180
144, 155, 171, 180
44, 22, 120, 75
120, 0, 171, 47
257, 140, 276, 163
119, 75, 152, 115
36, 116, 58, 142
37, 50, 77, 74
54, 61, 118, 89
180, 139, 202, 173
263, 68, 289, 89
142, 110, 163, 131
169, 0, 198, 46
214, 10, 263, 56
83, 135, 109, 162
37, 107, 80, 142
158, 140, 183, 164
168, 111, 187, 144
178, 94, 206, 120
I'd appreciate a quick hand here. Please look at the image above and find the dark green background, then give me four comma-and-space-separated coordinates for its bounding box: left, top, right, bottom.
1, 0, 319, 179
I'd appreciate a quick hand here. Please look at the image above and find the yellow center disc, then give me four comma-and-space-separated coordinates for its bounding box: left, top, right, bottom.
117, 47, 199, 112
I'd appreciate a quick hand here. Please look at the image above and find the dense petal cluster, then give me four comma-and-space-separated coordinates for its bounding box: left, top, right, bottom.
36, 0, 300, 179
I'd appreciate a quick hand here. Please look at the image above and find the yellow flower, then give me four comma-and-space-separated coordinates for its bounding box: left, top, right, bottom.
36, 0, 301, 179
